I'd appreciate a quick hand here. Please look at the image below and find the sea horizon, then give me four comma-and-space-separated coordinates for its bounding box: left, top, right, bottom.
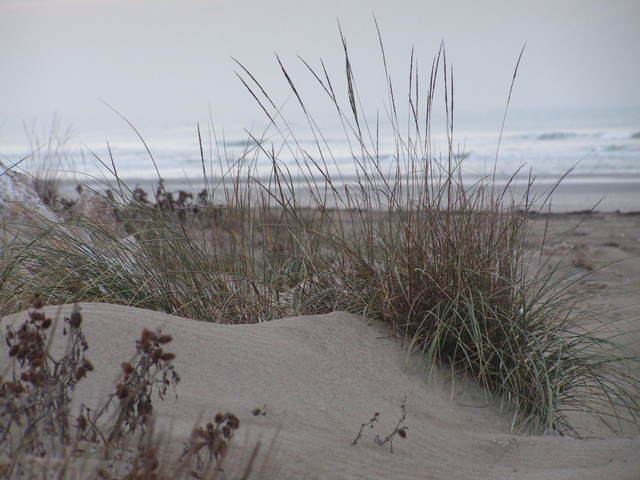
2, 105, 639, 212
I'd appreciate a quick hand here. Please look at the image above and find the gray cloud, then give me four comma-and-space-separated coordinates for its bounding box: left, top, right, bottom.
1, 0, 638, 137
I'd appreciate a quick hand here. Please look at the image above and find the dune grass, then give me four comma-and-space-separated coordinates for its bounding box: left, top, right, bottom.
1, 27, 639, 441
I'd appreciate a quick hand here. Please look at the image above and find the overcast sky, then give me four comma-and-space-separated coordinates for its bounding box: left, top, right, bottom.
1, 0, 639, 137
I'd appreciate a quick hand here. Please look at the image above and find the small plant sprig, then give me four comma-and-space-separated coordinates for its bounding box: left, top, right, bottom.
352, 397, 408, 453
181, 412, 241, 475
1, 298, 92, 472
374, 396, 408, 453
251, 406, 267, 417
351, 412, 379, 446
77, 327, 181, 448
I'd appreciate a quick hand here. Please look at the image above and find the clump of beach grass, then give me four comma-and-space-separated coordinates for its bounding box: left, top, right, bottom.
21, 119, 75, 210
1, 24, 639, 438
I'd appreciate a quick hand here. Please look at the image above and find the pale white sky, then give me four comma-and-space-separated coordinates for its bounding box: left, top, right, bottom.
1, 0, 639, 135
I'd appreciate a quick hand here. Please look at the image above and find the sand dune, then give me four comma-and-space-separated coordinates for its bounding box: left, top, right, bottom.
2, 302, 638, 479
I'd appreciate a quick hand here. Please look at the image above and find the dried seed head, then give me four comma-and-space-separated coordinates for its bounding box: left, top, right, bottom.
27, 349, 41, 361
29, 372, 45, 386
141, 328, 158, 342
398, 427, 407, 439
146, 455, 159, 471
69, 311, 82, 329
214, 412, 224, 424
16, 348, 27, 360
75, 367, 87, 380
42, 318, 52, 329
121, 362, 135, 375
226, 414, 240, 430
76, 415, 87, 431
252, 408, 262, 416
158, 334, 172, 344
160, 352, 175, 362
6, 382, 24, 395
116, 383, 129, 400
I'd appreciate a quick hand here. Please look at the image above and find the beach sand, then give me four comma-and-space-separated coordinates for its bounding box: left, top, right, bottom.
527, 212, 640, 350
3, 303, 639, 479
56, 173, 640, 214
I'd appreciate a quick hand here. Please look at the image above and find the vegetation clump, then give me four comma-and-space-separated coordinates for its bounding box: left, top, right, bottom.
0, 299, 244, 479
1, 27, 638, 438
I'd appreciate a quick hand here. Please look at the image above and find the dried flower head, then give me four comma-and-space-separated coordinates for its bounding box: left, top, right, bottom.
5, 382, 24, 395
76, 415, 87, 431
116, 383, 129, 400
28, 372, 45, 387
75, 367, 87, 380
121, 362, 135, 376
159, 352, 175, 362
226, 414, 240, 430
30, 356, 44, 368
83, 359, 94, 371
141, 328, 158, 343
69, 311, 82, 329
32, 295, 44, 310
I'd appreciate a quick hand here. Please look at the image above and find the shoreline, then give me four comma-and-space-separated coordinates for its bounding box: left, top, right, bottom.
54, 174, 640, 214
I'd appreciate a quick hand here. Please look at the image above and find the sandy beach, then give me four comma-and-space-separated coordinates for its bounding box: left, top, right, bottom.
55, 174, 640, 214
3, 302, 639, 479
527, 212, 640, 315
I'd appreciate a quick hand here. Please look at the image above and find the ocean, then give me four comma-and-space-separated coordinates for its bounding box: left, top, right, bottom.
2, 106, 639, 212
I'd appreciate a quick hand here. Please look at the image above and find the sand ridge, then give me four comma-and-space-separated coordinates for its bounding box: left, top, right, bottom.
2, 302, 638, 479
